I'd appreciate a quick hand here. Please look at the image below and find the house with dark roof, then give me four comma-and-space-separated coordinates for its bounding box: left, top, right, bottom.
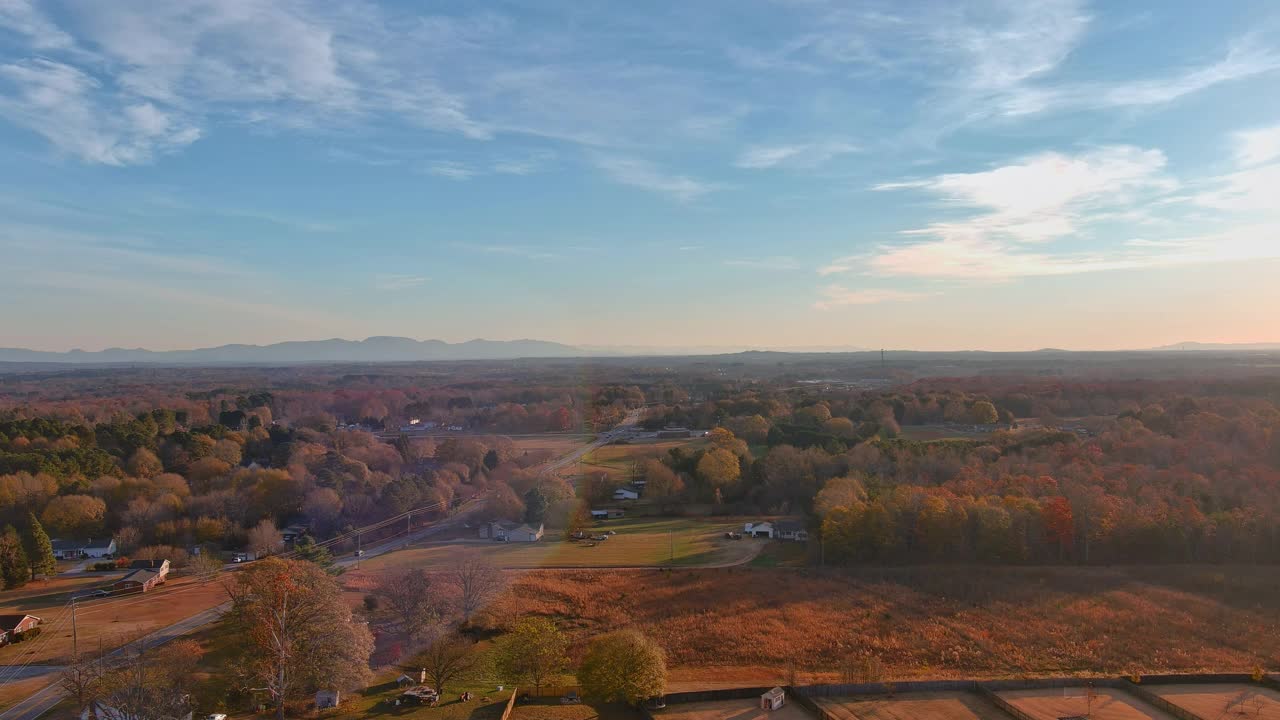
111, 560, 169, 594
51, 537, 117, 560
0, 614, 42, 646
776, 519, 809, 542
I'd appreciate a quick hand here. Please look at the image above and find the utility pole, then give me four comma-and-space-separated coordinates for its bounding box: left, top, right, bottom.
71, 598, 78, 659
356, 532, 361, 569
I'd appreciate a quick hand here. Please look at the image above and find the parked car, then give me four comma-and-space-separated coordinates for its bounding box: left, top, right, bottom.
231, 553, 248, 563
354, 549, 365, 557
74, 589, 108, 600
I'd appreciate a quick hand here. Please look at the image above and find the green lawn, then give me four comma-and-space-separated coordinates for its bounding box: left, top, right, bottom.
358, 518, 760, 570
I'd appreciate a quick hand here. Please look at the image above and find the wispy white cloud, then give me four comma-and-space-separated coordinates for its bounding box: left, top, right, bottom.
1191, 163, 1280, 212
813, 286, 929, 310
735, 141, 858, 170
0, 0, 74, 49
591, 155, 719, 202
993, 40, 1280, 119
724, 256, 802, 270
874, 146, 1173, 245
0, 59, 200, 165
426, 161, 480, 180
374, 274, 428, 291
1234, 124, 1280, 168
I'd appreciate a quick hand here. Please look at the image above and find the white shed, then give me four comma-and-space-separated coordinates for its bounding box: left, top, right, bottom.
761, 687, 785, 711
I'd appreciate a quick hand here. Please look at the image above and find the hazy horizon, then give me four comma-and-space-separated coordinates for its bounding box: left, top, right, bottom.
3, 1, 1280, 352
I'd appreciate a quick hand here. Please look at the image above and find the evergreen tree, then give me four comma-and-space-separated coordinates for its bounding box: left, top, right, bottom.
26, 512, 57, 580
292, 535, 341, 574
0, 525, 31, 590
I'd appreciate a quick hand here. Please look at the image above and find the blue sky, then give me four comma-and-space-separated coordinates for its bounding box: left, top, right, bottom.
2, 0, 1280, 352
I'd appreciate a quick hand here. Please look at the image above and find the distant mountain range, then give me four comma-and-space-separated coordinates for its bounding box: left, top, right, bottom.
1150, 342, 1280, 351
0, 337, 583, 364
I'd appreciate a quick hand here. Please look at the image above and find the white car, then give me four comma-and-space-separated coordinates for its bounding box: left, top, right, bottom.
206, 714, 228, 720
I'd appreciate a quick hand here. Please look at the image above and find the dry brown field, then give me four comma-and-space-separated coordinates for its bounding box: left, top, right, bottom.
1149, 683, 1280, 720
998, 687, 1175, 720
815, 691, 1008, 720
486, 565, 1280, 679
0, 574, 227, 665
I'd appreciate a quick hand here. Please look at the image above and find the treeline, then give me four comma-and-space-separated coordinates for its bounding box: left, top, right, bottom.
626, 380, 1280, 565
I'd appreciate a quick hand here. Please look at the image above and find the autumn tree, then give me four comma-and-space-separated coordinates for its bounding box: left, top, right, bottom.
578, 629, 667, 705
695, 448, 740, 494
486, 481, 526, 522
420, 631, 480, 695
641, 459, 685, 508
225, 558, 373, 720
447, 551, 505, 624
375, 568, 440, 641
40, 494, 107, 537
495, 617, 569, 695
969, 401, 999, 425
126, 448, 164, 478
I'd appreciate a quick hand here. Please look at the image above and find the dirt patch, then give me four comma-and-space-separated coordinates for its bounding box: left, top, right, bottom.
998, 687, 1175, 720
816, 691, 1008, 720
654, 698, 816, 720
1149, 683, 1280, 720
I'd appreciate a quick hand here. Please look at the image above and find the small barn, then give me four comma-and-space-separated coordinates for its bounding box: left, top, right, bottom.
316, 689, 341, 709
761, 687, 785, 711
744, 521, 774, 538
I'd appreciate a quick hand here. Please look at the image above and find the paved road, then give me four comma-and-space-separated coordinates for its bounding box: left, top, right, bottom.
0, 501, 483, 720
0, 419, 626, 720
540, 408, 643, 476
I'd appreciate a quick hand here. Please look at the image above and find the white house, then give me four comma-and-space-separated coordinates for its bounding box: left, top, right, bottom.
613, 485, 641, 501
51, 538, 116, 560
744, 521, 774, 539
480, 521, 544, 542
508, 523, 544, 542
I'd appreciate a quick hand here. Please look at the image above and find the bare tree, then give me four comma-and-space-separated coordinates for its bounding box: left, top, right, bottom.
246, 519, 283, 558
374, 567, 440, 641
421, 631, 479, 696
448, 551, 505, 624
93, 639, 203, 720
59, 651, 105, 712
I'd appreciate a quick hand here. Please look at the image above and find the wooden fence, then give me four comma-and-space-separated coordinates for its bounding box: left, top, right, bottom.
499, 687, 519, 720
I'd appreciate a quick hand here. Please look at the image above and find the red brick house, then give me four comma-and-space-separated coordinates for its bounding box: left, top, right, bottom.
110, 560, 169, 594
0, 614, 42, 646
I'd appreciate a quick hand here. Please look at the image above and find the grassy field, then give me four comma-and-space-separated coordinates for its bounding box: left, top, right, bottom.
352, 518, 761, 572
574, 438, 709, 479
509, 699, 642, 720
0, 573, 228, 665
485, 565, 1280, 679
815, 692, 1008, 720
511, 435, 595, 457
1149, 683, 1280, 720
998, 687, 1174, 720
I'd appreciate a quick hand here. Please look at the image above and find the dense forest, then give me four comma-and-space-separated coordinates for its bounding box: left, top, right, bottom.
1, 358, 1279, 568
